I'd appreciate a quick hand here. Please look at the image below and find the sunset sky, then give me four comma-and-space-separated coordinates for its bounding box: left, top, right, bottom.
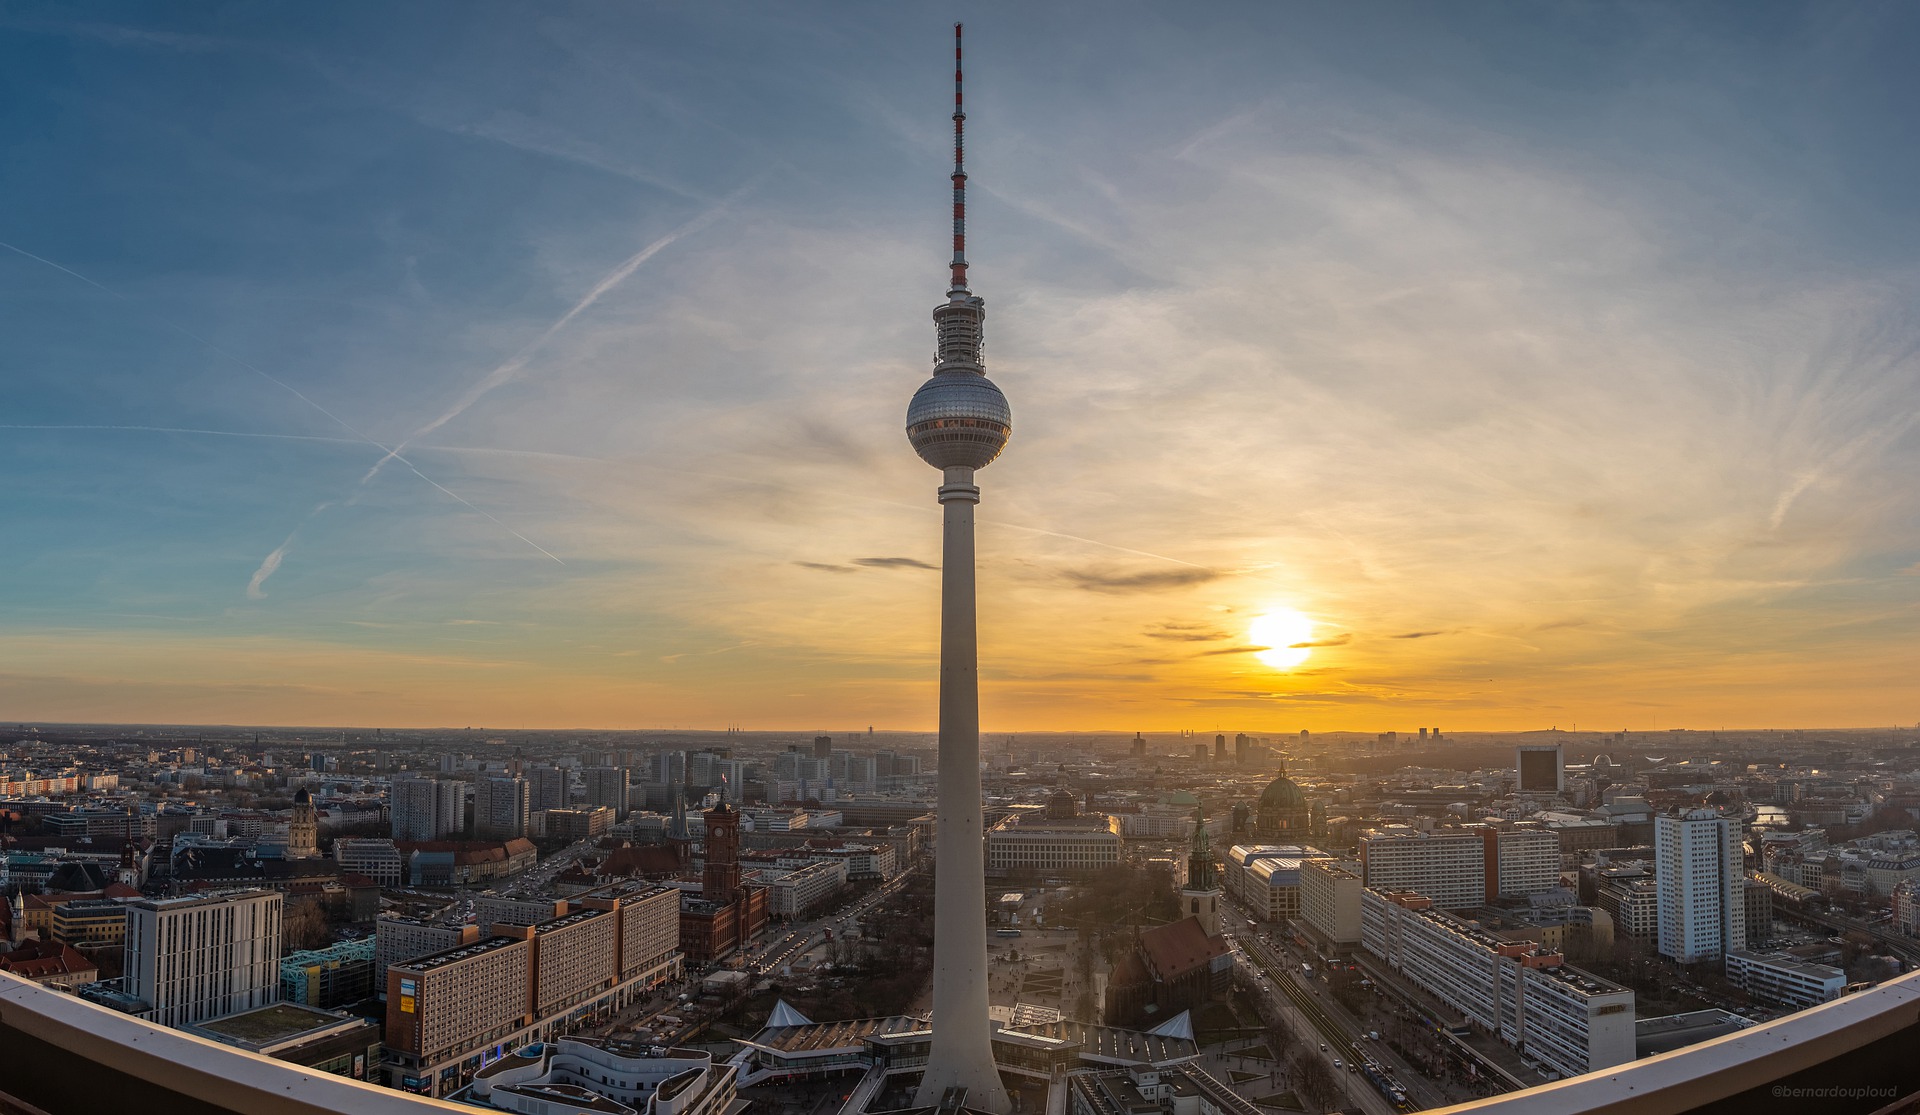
3, 2, 1917, 731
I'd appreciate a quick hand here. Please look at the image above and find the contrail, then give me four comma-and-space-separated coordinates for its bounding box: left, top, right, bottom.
359, 178, 761, 487
0, 238, 569, 590
246, 523, 306, 600
0, 423, 365, 447
0, 240, 379, 447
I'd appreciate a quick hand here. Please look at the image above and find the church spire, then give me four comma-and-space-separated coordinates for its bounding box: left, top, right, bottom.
1187, 805, 1216, 892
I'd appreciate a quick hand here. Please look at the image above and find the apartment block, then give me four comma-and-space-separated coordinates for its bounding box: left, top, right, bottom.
391, 776, 464, 842
1655, 810, 1747, 964
475, 776, 530, 841
531, 909, 619, 1016
1362, 888, 1634, 1080
375, 914, 480, 994
386, 931, 536, 1095
1359, 827, 1491, 910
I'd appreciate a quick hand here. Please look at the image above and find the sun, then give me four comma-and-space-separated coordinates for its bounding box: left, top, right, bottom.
1249, 609, 1315, 670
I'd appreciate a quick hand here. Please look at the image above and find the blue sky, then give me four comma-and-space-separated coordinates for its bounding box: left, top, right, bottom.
2, 1, 1917, 729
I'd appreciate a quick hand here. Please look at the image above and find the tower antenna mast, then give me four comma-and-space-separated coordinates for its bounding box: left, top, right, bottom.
950, 22, 968, 295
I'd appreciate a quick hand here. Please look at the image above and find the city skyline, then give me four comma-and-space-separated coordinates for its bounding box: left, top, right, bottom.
4, 3, 1919, 731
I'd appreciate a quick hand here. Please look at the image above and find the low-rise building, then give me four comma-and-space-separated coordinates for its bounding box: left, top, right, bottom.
49, 898, 128, 950
464, 1037, 738, 1115
986, 813, 1122, 879
762, 860, 849, 919
281, 938, 378, 1009
187, 1002, 383, 1081
333, 838, 405, 888
1724, 950, 1847, 1010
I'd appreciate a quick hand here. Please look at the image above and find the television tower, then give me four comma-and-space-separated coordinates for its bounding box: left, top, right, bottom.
906, 23, 1012, 1114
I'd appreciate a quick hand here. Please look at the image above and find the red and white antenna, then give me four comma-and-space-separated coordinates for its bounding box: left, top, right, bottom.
949, 22, 968, 294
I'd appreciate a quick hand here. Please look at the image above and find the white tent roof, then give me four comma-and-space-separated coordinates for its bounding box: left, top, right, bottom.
766, 999, 813, 1028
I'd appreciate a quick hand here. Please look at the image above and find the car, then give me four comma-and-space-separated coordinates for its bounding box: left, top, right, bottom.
1332, 1059, 1343, 1070
1319, 1044, 1327, 1052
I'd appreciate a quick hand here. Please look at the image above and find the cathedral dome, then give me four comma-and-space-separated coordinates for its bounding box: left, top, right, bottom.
1258, 775, 1306, 812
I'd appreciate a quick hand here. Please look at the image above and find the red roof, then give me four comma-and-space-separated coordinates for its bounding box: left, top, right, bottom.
1138, 916, 1229, 982
0, 940, 98, 981
600, 844, 683, 877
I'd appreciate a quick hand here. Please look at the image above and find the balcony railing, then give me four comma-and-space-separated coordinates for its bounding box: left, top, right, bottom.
7, 966, 1920, 1115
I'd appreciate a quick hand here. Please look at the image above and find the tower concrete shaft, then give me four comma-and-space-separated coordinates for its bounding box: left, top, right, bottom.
913, 465, 1009, 1112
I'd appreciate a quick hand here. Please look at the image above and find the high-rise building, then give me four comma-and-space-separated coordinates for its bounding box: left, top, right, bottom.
813, 735, 833, 759
903, 25, 1012, 1112
1235, 733, 1249, 764
475, 776, 530, 841
122, 890, 283, 1029
1655, 809, 1747, 964
391, 775, 463, 841
1215, 733, 1227, 761
1130, 733, 1146, 759
530, 765, 569, 813
1517, 743, 1566, 794
583, 766, 629, 820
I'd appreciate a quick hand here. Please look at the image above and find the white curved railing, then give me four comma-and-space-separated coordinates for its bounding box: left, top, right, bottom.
0, 971, 464, 1114
7, 967, 1920, 1115
1419, 968, 1920, 1115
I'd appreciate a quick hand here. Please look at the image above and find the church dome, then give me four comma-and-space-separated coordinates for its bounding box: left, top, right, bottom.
293, 786, 311, 805
1258, 775, 1306, 812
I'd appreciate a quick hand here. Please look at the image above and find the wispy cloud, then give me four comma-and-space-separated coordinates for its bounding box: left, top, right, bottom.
1291, 635, 1351, 648
852, 556, 935, 570
1060, 567, 1221, 593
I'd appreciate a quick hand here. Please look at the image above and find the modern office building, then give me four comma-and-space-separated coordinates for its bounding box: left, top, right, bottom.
280, 938, 377, 1008
1655, 810, 1747, 964
1517, 744, 1566, 794
1361, 888, 1635, 1079
391, 775, 464, 842
334, 837, 406, 888
118, 890, 283, 1029
48, 897, 129, 950
1226, 845, 1328, 922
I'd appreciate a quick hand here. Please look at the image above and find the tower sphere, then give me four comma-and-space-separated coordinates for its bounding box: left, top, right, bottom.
906, 372, 1011, 470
